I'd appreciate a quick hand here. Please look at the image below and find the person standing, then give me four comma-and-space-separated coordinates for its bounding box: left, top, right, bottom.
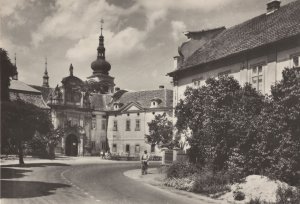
141, 150, 149, 175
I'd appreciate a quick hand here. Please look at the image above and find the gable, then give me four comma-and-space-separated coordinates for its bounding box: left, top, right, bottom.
127, 105, 140, 111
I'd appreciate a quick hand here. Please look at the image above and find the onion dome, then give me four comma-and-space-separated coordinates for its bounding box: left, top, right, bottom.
91, 20, 111, 75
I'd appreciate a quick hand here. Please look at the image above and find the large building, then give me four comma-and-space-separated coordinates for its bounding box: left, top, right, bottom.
168, 0, 300, 107
9, 24, 173, 157
107, 87, 173, 156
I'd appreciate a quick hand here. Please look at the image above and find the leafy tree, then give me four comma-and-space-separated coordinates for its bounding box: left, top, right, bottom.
254, 67, 300, 185
146, 113, 176, 149
0, 48, 16, 101
1, 100, 52, 164
28, 126, 64, 159
176, 76, 264, 170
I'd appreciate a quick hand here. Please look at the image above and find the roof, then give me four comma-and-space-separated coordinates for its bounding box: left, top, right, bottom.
113, 89, 173, 110
170, 0, 300, 75
10, 80, 40, 93
90, 93, 112, 111
9, 91, 49, 109
29, 85, 54, 102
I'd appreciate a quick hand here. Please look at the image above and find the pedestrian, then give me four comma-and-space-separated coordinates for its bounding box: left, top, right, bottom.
141, 150, 149, 175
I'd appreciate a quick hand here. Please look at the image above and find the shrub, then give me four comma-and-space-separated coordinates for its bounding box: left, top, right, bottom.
233, 190, 246, 201
166, 161, 199, 178
164, 176, 195, 191
247, 198, 264, 204
191, 169, 231, 195
276, 186, 300, 204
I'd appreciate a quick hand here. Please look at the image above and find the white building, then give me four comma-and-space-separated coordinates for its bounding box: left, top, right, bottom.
106, 87, 173, 156
168, 0, 300, 107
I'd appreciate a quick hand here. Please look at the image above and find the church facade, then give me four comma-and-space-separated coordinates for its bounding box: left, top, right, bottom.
9, 24, 173, 157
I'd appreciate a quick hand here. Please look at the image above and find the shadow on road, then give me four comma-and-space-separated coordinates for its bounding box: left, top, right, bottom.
0, 167, 32, 179
1, 163, 70, 168
0, 180, 71, 198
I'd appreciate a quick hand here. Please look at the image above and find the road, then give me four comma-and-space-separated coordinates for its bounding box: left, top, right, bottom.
0, 157, 212, 204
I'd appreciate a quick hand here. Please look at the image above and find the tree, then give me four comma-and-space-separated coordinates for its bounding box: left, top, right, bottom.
145, 113, 176, 149
254, 67, 300, 185
1, 100, 52, 164
0, 48, 16, 101
175, 76, 264, 169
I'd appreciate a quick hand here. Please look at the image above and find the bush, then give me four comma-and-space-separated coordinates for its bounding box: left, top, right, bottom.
191, 169, 231, 195
166, 161, 199, 178
164, 176, 195, 191
233, 190, 245, 201
276, 186, 300, 204
247, 198, 265, 204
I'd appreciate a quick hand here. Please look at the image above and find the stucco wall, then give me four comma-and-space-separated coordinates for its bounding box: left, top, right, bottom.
107, 110, 172, 156
174, 45, 300, 106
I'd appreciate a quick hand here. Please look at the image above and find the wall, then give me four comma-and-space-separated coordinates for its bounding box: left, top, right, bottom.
174, 44, 300, 105
107, 109, 172, 156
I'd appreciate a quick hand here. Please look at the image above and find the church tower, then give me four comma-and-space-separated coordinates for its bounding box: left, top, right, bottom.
88, 19, 115, 94
43, 57, 49, 87
12, 53, 18, 80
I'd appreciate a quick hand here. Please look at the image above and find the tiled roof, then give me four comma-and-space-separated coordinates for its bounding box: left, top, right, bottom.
90, 93, 112, 111
9, 92, 49, 109
29, 85, 54, 102
10, 80, 40, 93
9, 80, 50, 109
113, 89, 173, 109
172, 0, 300, 74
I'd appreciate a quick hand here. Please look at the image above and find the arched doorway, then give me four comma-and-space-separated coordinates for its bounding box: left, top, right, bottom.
65, 134, 78, 156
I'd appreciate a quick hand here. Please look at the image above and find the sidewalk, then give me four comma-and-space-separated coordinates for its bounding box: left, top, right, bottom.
124, 168, 229, 204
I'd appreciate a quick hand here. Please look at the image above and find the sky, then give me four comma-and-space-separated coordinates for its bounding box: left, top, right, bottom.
0, 0, 295, 91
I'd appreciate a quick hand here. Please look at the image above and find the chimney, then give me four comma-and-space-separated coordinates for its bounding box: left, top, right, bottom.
267, 0, 281, 14
115, 87, 120, 92
159, 85, 165, 89
173, 56, 180, 70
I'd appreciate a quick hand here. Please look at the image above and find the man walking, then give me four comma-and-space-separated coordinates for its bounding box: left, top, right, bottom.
141, 150, 149, 175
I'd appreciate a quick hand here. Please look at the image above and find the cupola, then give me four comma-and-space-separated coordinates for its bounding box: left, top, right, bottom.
91, 19, 111, 75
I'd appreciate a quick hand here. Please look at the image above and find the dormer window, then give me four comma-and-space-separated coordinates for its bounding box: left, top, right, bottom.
151, 101, 157, 107
150, 98, 162, 108
113, 102, 123, 110
114, 104, 119, 110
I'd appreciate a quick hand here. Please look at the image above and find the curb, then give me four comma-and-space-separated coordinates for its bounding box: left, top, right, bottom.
124, 168, 229, 204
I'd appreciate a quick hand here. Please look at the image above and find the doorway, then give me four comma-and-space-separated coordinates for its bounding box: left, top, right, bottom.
65, 134, 78, 156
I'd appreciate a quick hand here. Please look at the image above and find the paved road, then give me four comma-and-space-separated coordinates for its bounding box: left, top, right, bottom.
0, 158, 211, 204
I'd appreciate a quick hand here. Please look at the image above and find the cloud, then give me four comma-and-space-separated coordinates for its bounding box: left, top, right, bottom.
171, 21, 187, 41
66, 27, 145, 63
0, 0, 25, 17
31, 0, 129, 47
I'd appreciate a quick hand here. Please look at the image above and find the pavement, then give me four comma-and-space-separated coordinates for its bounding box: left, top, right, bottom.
0, 156, 220, 204
124, 168, 228, 204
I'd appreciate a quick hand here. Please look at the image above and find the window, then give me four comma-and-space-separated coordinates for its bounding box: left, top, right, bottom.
252, 65, 263, 92
112, 144, 117, 152
192, 77, 204, 88
218, 70, 231, 77
101, 142, 106, 150
92, 117, 96, 129
126, 119, 131, 131
135, 119, 140, 131
113, 120, 118, 131
101, 120, 106, 130
152, 101, 156, 106
292, 55, 300, 67
114, 104, 119, 110
135, 144, 140, 153
151, 144, 155, 153
91, 141, 95, 149
125, 144, 130, 153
